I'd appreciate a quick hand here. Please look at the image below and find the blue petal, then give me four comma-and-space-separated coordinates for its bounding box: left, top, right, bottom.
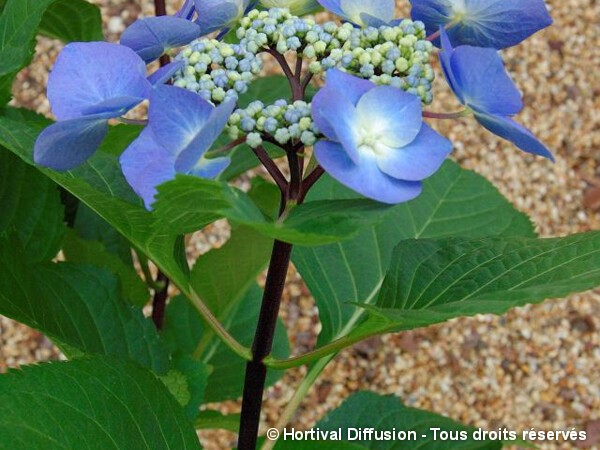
148, 60, 185, 85
324, 69, 374, 106
411, 0, 552, 49
195, 0, 248, 35
355, 86, 422, 147
317, 0, 344, 16
119, 127, 176, 210
121, 17, 201, 63
340, 0, 395, 26
376, 123, 452, 181
439, 27, 462, 101
315, 140, 423, 204
81, 96, 145, 117
176, 0, 196, 19
149, 85, 215, 156
311, 86, 360, 164
48, 42, 150, 121
34, 117, 109, 171
187, 155, 231, 178
450, 45, 523, 115
175, 100, 237, 172
474, 112, 554, 161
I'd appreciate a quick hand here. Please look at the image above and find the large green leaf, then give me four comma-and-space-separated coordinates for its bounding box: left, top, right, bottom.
39, 0, 103, 42
0, 149, 65, 261
190, 225, 272, 316
354, 232, 600, 337
154, 175, 391, 246
278, 391, 501, 449
0, 234, 169, 373
292, 161, 535, 345
0, 356, 202, 449
62, 229, 150, 307
0, 116, 189, 287
163, 285, 289, 402
0, 0, 102, 104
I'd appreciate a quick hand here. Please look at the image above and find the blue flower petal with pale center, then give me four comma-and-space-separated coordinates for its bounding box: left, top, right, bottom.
48, 42, 150, 121
410, 0, 552, 49
119, 127, 176, 210
318, 0, 395, 26
34, 116, 109, 171
121, 16, 201, 63
474, 113, 554, 161
376, 123, 453, 181
355, 86, 423, 148
315, 141, 423, 204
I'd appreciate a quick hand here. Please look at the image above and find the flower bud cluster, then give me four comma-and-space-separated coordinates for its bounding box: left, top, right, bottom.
227, 99, 320, 148
172, 39, 263, 104
237, 8, 435, 103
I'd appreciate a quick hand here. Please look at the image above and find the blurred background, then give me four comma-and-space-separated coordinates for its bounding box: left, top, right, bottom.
1, 0, 598, 448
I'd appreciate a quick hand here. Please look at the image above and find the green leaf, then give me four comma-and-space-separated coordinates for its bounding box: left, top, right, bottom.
154, 175, 391, 246
292, 161, 536, 345
39, 0, 103, 42
190, 225, 272, 317
355, 232, 600, 337
295, 391, 502, 449
0, 149, 65, 261
163, 285, 289, 402
62, 229, 150, 307
0, 0, 102, 104
74, 204, 134, 263
195, 410, 241, 432
0, 234, 169, 373
0, 356, 202, 449
0, 116, 189, 288
171, 356, 212, 420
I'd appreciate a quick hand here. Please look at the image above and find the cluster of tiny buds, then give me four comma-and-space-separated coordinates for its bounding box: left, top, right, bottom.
228, 99, 320, 148
237, 8, 435, 104
173, 39, 263, 103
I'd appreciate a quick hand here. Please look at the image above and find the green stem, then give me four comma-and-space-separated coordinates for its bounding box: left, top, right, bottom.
260, 355, 335, 450
186, 287, 252, 361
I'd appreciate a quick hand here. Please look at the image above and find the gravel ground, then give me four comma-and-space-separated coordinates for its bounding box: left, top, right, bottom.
1, 1, 599, 449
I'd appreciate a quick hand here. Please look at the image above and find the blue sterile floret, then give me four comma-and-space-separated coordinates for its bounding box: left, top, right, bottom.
228, 99, 319, 148
312, 69, 452, 204
172, 39, 263, 103
438, 29, 553, 160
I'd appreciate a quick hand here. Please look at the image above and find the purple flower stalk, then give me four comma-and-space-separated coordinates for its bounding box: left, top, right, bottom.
312, 69, 452, 204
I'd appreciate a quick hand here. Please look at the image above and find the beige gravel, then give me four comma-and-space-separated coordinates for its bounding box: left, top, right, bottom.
1, 1, 599, 449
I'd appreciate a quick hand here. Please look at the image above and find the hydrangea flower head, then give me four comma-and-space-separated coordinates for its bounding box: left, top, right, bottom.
439, 29, 553, 160
34, 42, 153, 170
312, 69, 452, 204
410, 0, 553, 49
120, 85, 235, 209
317, 0, 396, 27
